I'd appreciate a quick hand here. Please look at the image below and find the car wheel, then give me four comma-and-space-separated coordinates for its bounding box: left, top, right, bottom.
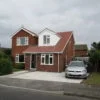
65, 75, 67, 78
83, 77, 87, 79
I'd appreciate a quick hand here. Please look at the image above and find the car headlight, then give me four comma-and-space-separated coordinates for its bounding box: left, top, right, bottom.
82, 70, 86, 73
65, 69, 69, 72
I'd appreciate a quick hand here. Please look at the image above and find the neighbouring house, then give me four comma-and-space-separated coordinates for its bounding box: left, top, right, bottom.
75, 44, 88, 57
12, 27, 75, 72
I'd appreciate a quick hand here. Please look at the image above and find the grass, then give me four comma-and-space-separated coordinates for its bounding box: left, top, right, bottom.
13, 68, 24, 72
0, 68, 24, 76
83, 72, 100, 86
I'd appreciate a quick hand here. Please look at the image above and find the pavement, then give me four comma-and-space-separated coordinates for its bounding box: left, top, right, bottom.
0, 71, 100, 99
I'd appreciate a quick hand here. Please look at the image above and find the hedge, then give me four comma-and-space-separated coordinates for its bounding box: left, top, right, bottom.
15, 63, 25, 69
0, 58, 13, 75
0, 51, 13, 75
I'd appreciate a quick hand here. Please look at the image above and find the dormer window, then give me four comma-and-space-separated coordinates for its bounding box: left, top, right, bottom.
16, 37, 28, 46
43, 35, 50, 44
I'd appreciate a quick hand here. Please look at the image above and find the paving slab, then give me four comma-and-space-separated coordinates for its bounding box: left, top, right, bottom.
8, 71, 82, 83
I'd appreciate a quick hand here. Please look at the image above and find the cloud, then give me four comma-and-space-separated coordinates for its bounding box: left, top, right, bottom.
0, 0, 100, 48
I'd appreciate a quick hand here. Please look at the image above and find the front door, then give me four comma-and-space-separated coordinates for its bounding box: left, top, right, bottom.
31, 54, 36, 69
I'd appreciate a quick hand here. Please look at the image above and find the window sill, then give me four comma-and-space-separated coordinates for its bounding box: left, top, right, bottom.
41, 64, 54, 66
15, 62, 25, 63
16, 45, 28, 46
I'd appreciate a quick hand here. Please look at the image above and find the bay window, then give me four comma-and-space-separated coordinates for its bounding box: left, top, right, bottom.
41, 54, 53, 65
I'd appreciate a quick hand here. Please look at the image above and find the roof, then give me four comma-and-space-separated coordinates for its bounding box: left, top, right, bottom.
23, 31, 73, 53
75, 44, 88, 50
38, 28, 61, 38
11, 27, 38, 38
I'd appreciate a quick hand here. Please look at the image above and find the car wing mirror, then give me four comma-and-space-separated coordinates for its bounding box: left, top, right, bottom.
85, 65, 88, 68
66, 65, 68, 67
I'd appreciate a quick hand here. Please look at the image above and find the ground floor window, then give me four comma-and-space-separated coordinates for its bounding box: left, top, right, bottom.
41, 54, 53, 65
15, 54, 25, 63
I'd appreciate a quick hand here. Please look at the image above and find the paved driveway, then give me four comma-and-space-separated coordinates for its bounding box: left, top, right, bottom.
7, 71, 82, 83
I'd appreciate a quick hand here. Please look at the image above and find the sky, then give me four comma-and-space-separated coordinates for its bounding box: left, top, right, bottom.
0, 0, 100, 48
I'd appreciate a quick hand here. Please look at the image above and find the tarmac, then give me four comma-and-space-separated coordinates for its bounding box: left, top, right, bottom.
0, 77, 100, 99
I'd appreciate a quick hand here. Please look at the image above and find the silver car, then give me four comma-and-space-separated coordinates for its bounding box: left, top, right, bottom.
65, 61, 87, 79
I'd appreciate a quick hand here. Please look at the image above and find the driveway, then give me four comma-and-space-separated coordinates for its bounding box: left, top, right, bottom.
6, 71, 82, 83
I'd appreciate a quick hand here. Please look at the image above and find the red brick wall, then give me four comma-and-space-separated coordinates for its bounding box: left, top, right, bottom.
59, 54, 65, 72
12, 30, 38, 62
59, 34, 75, 71
25, 54, 31, 70
66, 35, 75, 64
75, 50, 88, 57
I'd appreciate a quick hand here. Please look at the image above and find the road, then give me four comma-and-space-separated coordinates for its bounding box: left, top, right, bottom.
0, 85, 97, 100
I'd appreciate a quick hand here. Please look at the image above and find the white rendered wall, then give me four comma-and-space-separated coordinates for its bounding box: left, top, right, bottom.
38, 29, 60, 46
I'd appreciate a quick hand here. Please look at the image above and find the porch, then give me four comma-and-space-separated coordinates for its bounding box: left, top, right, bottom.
25, 54, 37, 70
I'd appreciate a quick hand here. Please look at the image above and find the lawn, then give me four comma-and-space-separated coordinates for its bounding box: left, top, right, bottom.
83, 72, 100, 86
13, 68, 24, 72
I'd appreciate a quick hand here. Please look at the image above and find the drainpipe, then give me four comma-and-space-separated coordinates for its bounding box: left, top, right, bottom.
30, 54, 32, 70
58, 53, 60, 72
36, 53, 37, 69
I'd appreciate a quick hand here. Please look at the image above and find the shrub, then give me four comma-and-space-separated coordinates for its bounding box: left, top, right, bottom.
0, 58, 13, 75
89, 42, 100, 72
0, 51, 13, 75
15, 63, 25, 69
0, 51, 8, 59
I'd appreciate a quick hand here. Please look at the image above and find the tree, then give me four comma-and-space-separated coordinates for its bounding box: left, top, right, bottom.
89, 42, 100, 72
3, 48, 11, 56
91, 42, 100, 50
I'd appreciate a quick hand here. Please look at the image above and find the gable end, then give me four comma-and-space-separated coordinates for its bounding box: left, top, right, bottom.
11, 27, 38, 38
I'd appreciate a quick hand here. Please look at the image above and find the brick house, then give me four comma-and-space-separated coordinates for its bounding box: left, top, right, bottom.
12, 27, 75, 72
75, 44, 88, 57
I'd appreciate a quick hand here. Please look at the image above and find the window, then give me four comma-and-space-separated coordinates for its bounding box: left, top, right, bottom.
43, 35, 46, 44
15, 54, 25, 63
43, 35, 50, 44
16, 37, 28, 46
41, 54, 53, 65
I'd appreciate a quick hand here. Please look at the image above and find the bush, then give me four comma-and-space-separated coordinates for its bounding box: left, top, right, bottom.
0, 58, 13, 75
0, 51, 8, 59
15, 63, 25, 69
0, 51, 13, 75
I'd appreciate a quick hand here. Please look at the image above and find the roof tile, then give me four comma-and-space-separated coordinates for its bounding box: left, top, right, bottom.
23, 31, 72, 53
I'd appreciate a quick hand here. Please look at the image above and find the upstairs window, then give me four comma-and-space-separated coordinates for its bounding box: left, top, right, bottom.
43, 35, 50, 44
16, 37, 28, 46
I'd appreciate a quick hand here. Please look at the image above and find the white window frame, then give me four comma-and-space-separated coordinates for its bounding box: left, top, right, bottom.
15, 54, 25, 63
41, 54, 54, 65
16, 37, 29, 46
43, 35, 50, 45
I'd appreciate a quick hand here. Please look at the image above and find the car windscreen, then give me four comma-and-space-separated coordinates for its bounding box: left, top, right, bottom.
69, 61, 84, 67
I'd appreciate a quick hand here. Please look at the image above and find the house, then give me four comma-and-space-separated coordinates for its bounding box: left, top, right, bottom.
12, 27, 75, 72
75, 44, 88, 57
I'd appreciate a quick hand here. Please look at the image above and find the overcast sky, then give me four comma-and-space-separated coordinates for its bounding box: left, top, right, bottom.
0, 0, 100, 48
